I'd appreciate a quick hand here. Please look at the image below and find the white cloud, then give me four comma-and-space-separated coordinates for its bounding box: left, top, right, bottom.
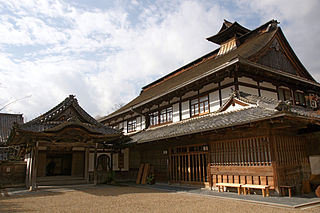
0, 0, 319, 121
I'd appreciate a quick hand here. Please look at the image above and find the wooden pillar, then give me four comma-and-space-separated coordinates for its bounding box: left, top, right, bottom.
269, 134, 279, 194
26, 152, 32, 189
84, 147, 89, 182
94, 143, 98, 185
30, 142, 38, 191
168, 148, 172, 183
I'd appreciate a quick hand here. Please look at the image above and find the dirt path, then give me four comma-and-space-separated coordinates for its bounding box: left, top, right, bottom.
0, 186, 319, 213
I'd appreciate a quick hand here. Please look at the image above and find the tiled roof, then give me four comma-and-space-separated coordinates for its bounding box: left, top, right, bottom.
100, 21, 278, 121
130, 93, 320, 144
17, 95, 120, 135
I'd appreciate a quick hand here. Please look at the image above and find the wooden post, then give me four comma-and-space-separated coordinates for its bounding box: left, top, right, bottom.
25, 152, 31, 189
30, 142, 38, 191
168, 148, 172, 183
84, 147, 89, 182
269, 134, 279, 194
94, 143, 98, 185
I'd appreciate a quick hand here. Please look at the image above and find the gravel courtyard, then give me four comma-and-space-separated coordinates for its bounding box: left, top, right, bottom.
1, 185, 319, 213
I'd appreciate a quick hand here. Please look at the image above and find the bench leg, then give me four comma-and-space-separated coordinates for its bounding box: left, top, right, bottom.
218, 186, 221, 192
288, 188, 292, 198
262, 189, 265, 197
237, 187, 241, 195
266, 188, 269, 197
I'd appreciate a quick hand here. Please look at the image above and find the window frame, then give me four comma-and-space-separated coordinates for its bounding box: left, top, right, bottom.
127, 118, 137, 133
190, 95, 209, 117
149, 106, 173, 127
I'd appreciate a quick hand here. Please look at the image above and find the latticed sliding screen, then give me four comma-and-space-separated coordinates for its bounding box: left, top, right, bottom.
170, 145, 208, 183
210, 137, 272, 166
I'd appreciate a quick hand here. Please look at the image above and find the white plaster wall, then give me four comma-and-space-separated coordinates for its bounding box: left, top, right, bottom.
182, 90, 198, 99
260, 90, 278, 99
170, 97, 180, 103
141, 116, 146, 129
221, 86, 233, 105
224, 103, 246, 113
260, 81, 276, 89
150, 104, 158, 110
220, 77, 234, 86
119, 122, 123, 130
136, 116, 142, 131
123, 120, 127, 133
142, 108, 149, 113
209, 91, 220, 112
124, 114, 131, 120
238, 77, 257, 85
239, 85, 259, 96
199, 83, 218, 93
181, 100, 190, 120
159, 101, 169, 107
172, 103, 180, 122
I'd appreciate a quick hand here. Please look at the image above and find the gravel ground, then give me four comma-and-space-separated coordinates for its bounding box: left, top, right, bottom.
0, 185, 319, 213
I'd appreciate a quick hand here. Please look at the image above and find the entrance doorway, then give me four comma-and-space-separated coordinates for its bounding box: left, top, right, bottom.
169, 144, 208, 184
46, 153, 72, 176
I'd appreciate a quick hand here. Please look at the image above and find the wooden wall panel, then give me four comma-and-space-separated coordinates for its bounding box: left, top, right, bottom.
72, 151, 84, 177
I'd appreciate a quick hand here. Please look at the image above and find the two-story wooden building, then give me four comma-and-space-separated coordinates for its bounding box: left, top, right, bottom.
100, 20, 320, 194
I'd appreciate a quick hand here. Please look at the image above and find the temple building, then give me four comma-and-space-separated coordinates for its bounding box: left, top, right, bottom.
99, 20, 320, 194
8, 95, 127, 190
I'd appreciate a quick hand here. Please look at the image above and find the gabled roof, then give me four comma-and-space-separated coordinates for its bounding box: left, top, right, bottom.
130, 92, 320, 144
100, 19, 319, 122
206, 20, 250, 44
9, 95, 120, 141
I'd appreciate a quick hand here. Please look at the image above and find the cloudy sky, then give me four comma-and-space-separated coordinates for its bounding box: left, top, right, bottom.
0, 0, 319, 121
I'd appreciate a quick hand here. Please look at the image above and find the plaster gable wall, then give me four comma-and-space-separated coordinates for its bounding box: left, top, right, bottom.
223, 102, 247, 113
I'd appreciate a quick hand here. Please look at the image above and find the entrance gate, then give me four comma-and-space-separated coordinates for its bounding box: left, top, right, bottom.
169, 144, 208, 184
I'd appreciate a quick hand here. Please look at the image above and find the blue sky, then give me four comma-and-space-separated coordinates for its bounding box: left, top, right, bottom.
0, 0, 319, 121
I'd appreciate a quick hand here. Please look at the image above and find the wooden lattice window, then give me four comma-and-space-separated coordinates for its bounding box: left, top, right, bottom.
278, 88, 292, 103
149, 106, 173, 126
127, 119, 137, 132
294, 91, 306, 106
160, 107, 173, 124
149, 111, 159, 126
191, 95, 209, 117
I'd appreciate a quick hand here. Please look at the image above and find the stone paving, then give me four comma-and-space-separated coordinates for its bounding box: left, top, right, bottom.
126, 182, 320, 208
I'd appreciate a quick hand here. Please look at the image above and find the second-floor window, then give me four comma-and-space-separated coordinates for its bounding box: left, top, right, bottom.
294, 91, 306, 106
191, 95, 209, 117
127, 119, 137, 132
149, 106, 173, 126
278, 88, 292, 102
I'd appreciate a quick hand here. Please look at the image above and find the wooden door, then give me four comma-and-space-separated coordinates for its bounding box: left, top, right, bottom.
169, 145, 208, 184
72, 151, 85, 177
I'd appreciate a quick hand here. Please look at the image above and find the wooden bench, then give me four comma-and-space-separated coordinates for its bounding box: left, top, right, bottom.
280, 185, 294, 197
216, 183, 242, 195
242, 184, 269, 197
